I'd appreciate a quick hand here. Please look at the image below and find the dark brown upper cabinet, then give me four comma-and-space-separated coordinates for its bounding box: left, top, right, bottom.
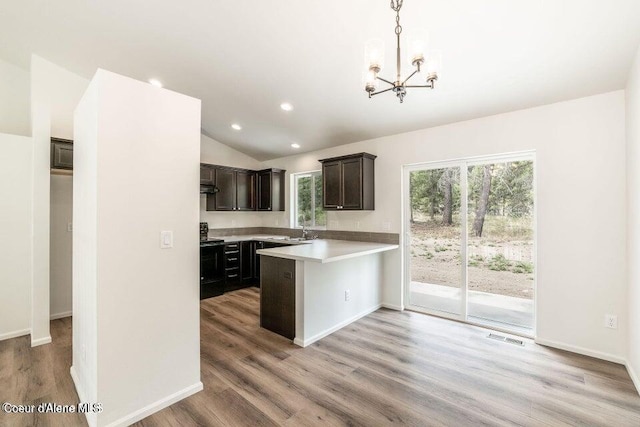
200, 164, 215, 185
202, 164, 280, 212
51, 138, 73, 170
257, 169, 285, 211
319, 153, 376, 210
212, 168, 236, 211
236, 170, 256, 211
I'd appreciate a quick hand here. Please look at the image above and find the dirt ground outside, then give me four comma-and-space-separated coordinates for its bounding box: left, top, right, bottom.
410, 215, 534, 299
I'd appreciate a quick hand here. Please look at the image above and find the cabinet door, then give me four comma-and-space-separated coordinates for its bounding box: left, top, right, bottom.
200, 166, 214, 185
240, 241, 254, 284
271, 170, 285, 211
322, 160, 342, 209
236, 170, 256, 211
51, 140, 73, 170
215, 168, 236, 211
260, 257, 295, 339
341, 157, 363, 209
257, 170, 272, 211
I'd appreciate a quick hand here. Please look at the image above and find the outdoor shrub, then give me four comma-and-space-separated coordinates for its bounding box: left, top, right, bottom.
488, 254, 511, 271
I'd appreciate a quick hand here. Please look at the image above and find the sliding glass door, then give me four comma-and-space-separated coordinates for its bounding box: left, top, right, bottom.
408, 167, 463, 315
405, 153, 535, 335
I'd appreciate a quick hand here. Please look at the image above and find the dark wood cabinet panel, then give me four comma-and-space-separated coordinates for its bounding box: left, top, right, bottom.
51, 138, 73, 170
224, 243, 242, 292
240, 241, 255, 285
236, 170, 256, 211
322, 161, 341, 209
260, 256, 295, 340
257, 170, 272, 210
203, 164, 284, 212
214, 168, 236, 211
200, 165, 215, 185
257, 169, 285, 211
341, 157, 363, 209
319, 153, 376, 210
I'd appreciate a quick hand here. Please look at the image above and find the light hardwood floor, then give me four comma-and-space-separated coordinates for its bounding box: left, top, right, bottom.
2, 287, 639, 426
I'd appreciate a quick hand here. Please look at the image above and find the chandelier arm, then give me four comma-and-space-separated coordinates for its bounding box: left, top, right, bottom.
405, 82, 435, 89
376, 76, 396, 86
401, 69, 420, 85
369, 87, 395, 97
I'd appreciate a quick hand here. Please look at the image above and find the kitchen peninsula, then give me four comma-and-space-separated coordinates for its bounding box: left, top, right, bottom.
257, 239, 398, 347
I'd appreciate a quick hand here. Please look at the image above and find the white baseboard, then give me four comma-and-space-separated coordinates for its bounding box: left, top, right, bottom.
71, 366, 202, 427
534, 337, 625, 365
104, 382, 203, 427
31, 335, 52, 347
70, 365, 97, 427
626, 360, 640, 396
381, 303, 404, 311
294, 304, 382, 347
51, 310, 72, 320
0, 328, 30, 341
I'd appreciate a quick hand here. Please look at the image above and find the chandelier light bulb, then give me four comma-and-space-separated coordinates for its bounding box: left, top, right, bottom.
425, 50, 442, 77
364, 38, 385, 71
408, 30, 428, 66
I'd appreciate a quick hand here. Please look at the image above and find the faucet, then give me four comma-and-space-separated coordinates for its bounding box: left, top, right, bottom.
301, 223, 309, 240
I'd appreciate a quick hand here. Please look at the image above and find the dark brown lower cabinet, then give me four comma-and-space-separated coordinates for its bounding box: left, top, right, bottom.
260, 256, 295, 340
240, 241, 255, 285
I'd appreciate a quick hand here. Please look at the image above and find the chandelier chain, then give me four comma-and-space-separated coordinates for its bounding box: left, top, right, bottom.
392, 0, 403, 35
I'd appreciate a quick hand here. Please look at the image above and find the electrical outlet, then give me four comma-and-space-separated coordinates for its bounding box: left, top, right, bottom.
355, 221, 361, 230
345, 290, 350, 301
67, 222, 73, 232
275, 219, 279, 226
605, 314, 618, 329
231, 219, 237, 227
382, 221, 391, 231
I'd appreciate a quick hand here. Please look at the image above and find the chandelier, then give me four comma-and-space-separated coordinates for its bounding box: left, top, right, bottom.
363, 0, 441, 103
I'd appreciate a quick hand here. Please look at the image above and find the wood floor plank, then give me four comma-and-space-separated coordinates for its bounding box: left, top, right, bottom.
2, 287, 638, 427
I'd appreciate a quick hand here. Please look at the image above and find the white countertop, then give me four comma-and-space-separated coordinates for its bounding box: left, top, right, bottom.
256, 239, 398, 263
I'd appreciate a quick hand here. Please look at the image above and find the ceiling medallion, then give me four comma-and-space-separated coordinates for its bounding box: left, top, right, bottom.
363, 0, 442, 103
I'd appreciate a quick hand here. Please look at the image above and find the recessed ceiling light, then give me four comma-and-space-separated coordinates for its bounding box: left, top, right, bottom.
280, 103, 293, 111
149, 79, 163, 88
231, 123, 242, 130
291, 143, 300, 149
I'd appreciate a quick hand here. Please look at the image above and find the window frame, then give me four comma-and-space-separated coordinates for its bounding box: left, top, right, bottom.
291, 170, 326, 230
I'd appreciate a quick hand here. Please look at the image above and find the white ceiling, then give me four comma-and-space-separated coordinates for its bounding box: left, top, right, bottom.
1, 1, 639, 160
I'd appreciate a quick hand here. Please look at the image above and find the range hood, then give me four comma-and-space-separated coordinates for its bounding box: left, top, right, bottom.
200, 185, 219, 195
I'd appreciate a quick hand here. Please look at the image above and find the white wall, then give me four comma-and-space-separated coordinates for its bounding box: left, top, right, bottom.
200, 133, 267, 228
30, 55, 53, 345
626, 44, 640, 389
72, 76, 99, 425
0, 133, 33, 340
31, 55, 89, 342
296, 253, 382, 346
43, 61, 88, 322
73, 69, 202, 427
265, 91, 628, 361
0, 58, 30, 136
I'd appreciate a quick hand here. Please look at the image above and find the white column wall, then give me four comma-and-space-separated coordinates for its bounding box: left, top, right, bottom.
73, 69, 202, 427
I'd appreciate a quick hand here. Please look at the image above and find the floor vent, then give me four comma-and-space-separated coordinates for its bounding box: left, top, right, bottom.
487, 333, 524, 346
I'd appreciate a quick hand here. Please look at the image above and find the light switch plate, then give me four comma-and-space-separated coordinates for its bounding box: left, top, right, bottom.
160, 231, 173, 249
